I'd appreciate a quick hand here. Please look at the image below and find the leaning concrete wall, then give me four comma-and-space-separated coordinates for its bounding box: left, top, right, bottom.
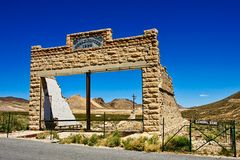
42, 77, 78, 127
29, 28, 183, 132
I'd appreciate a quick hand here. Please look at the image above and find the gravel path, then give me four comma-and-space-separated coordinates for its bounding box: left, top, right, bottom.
0, 138, 237, 160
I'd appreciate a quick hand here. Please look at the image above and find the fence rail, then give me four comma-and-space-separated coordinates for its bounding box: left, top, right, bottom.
41, 112, 144, 135
0, 112, 29, 137
161, 118, 238, 157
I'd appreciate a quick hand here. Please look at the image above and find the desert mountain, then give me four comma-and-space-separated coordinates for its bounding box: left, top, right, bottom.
0, 94, 141, 114
67, 95, 141, 112
93, 97, 141, 110
0, 97, 29, 112
66, 95, 104, 111
108, 98, 141, 109
181, 91, 240, 120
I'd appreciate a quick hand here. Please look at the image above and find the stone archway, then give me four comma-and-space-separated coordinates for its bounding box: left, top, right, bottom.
29, 28, 183, 132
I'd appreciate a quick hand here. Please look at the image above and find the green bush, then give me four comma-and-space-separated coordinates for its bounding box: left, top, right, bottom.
122, 137, 133, 150
88, 134, 99, 146
82, 136, 89, 145
0, 113, 29, 132
51, 131, 59, 140
147, 134, 159, 145
36, 132, 49, 139
59, 137, 73, 144
122, 136, 147, 151
73, 134, 83, 144
144, 144, 160, 152
105, 130, 121, 147
163, 136, 190, 152
219, 148, 232, 157
59, 134, 83, 144
236, 133, 240, 141
202, 131, 215, 142
144, 134, 160, 152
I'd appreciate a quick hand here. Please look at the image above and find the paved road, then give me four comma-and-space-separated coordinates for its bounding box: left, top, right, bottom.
0, 138, 237, 160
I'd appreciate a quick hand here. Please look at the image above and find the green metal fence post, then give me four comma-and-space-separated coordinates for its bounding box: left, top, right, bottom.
103, 112, 106, 137
7, 112, 11, 138
142, 104, 144, 132
189, 120, 192, 152
162, 117, 165, 152
232, 121, 236, 157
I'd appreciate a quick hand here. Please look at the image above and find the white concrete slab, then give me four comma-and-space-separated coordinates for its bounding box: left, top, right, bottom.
43, 78, 79, 127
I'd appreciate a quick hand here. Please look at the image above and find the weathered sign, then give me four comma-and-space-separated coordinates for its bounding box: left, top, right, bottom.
73, 36, 103, 49
194, 120, 218, 126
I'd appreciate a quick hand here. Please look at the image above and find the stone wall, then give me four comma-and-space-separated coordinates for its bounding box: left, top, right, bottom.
159, 66, 184, 133
29, 28, 183, 132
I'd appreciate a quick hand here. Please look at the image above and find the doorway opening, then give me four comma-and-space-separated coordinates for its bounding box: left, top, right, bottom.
40, 69, 143, 133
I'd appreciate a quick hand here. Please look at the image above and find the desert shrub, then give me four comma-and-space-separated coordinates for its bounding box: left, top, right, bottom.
36, 132, 49, 139
163, 136, 190, 152
219, 148, 232, 157
51, 131, 59, 140
144, 144, 160, 152
105, 130, 121, 147
97, 138, 107, 146
203, 132, 215, 142
59, 134, 83, 144
59, 136, 74, 144
82, 136, 89, 145
87, 134, 100, 146
147, 134, 159, 145
122, 137, 133, 150
144, 134, 160, 152
0, 113, 29, 132
236, 133, 240, 141
202, 149, 209, 155
73, 134, 83, 144
122, 136, 147, 151
11, 115, 29, 131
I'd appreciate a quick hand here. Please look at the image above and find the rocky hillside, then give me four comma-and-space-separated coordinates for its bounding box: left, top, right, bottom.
181, 91, 240, 120
66, 95, 104, 111
68, 95, 141, 111
0, 97, 29, 112
0, 95, 141, 113
93, 97, 142, 110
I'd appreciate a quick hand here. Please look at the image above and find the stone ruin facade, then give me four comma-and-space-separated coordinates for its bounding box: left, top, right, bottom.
29, 28, 183, 132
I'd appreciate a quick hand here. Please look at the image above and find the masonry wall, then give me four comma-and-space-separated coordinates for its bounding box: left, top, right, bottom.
29, 28, 183, 132
159, 66, 184, 133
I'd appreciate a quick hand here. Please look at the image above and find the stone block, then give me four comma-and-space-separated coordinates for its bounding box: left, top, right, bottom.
148, 103, 159, 109
148, 88, 159, 93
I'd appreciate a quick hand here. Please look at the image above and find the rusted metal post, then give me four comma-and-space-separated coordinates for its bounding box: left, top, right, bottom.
86, 72, 91, 131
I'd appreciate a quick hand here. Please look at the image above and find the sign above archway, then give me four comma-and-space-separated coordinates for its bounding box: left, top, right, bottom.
72, 36, 104, 49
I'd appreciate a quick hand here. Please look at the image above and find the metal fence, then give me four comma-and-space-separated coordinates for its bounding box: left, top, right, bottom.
41, 112, 144, 136
161, 118, 239, 157
0, 111, 143, 138
0, 112, 29, 137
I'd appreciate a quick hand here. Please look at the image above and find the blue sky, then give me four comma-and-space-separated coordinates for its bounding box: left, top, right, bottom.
0, 0, 239, 107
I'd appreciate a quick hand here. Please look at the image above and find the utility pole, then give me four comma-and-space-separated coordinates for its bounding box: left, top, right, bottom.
132, 94, 136, 113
